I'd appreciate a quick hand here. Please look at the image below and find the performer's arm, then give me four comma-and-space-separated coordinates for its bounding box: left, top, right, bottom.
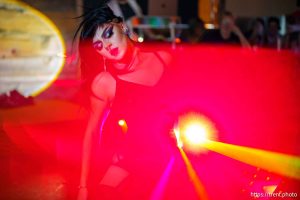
78, 72, 116, 200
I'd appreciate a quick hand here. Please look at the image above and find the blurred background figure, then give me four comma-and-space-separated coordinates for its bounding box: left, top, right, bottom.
284, 10, 300, 52
202, 11, 250, 47
180, 18, 205, 44
248, 18, 266, 47
286, 32, 300, 52
265, 16, 282, 49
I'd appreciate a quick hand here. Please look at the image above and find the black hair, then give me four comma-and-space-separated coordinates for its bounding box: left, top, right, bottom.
75, 3, 124, 82
74, 3, 123, 108
74, 3, 123, 41
188, 18, 204, 34
267, 16, 280, 30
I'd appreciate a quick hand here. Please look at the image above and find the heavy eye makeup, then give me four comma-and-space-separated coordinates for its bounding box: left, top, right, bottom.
102, 25, 114, 39
93, 25, 114, 51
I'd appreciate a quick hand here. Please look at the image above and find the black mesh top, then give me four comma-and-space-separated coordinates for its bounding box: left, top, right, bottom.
93, 50, 179, 197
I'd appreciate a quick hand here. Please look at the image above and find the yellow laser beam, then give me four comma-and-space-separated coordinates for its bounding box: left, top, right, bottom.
203, 140, 300, 180
179, 148, 208, 200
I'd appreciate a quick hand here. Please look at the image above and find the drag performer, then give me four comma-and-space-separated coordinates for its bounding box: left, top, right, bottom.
75, 4, 177, 200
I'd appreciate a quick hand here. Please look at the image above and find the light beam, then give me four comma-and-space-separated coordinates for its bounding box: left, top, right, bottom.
203, 140, 300, 180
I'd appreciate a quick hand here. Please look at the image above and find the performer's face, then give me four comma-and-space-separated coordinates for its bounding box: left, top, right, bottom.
93, 23, 128, 61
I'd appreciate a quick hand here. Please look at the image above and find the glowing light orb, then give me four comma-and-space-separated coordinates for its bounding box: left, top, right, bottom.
138, 36, 144, 43
0, 0, 65, 97
118, 119, 126, 126
175, 38, 181, 43
118, 119, 128, 133
184, 124, 208, 145
174, 112, 218, 152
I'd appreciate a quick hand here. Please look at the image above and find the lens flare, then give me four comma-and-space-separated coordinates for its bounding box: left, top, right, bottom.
118, 119, 126, 126
185, 124, 208, 145
118, 119, 128, 133
173, 123, 183, 148
138, 36, 144, 43
175, 112, 218, 152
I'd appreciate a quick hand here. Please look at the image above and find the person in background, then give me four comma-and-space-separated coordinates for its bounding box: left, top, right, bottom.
265, 16, 282, 49
202, 11, 250, 47
285, 31, 300, 52
284, 11, 300, 52
248, 18, 266, 47
180, 17, 206, 44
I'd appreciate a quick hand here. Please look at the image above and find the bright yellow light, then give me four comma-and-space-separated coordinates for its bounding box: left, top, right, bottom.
175, 113, 300, 180
138, 36, 144, 43
204, 23, 215, 29
184, 124, 208, 145
118, 119, 128, 134
176, 112, 218, 152
203, 140, 300, 180
179, 148, 208, 200
173, 126, 183, 148
118, 119, 126, 126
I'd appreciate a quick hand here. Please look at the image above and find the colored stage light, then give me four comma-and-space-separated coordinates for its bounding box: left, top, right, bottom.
178, 148, 209, 200
175, 37, 181, 43
138, 36, 144, 43
184, 123, 208, 145
203, 140, 300, 180
173, 126, 183, 148
118, 119, 128, 133
118, 119, 126, 126
174, 112, 218, 152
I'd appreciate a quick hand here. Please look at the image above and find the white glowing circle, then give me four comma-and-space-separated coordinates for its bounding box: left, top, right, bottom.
184, 124, 208, 145
0, 0, 65, 97
177, 112, 218, 153
118, 119, 126, 126
138, 36, 144, 43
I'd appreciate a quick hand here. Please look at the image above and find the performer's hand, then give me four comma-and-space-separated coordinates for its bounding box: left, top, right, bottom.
77, 188, 88, 200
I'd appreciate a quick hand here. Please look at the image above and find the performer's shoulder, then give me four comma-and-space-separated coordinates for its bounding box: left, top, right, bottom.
91, 71, 116, 102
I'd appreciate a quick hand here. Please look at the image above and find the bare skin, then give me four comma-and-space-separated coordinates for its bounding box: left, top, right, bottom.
77, 21, 169, 200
